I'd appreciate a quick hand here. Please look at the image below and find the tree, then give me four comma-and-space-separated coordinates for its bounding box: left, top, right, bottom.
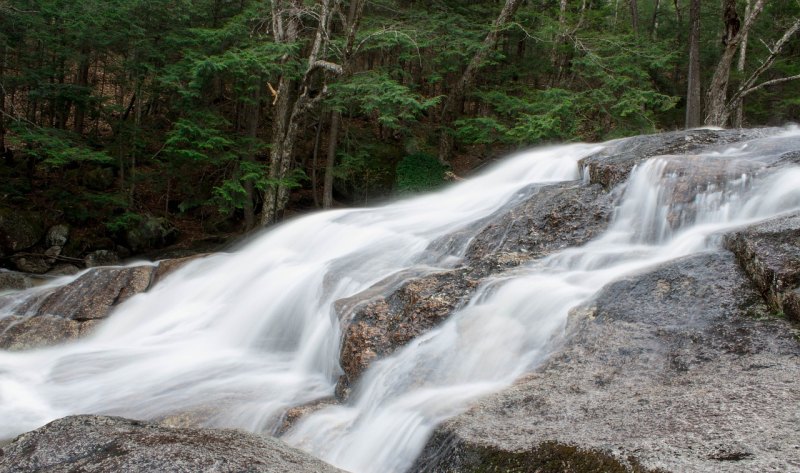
261, 0, 352, 225
685, 0, 702, 128
726, 16, 800, 127
323, 0, 366, 209
437, 0, 523, 164
704, 0, 764, 126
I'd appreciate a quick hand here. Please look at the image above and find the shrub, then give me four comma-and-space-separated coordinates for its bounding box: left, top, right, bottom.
395, 152, 446, 194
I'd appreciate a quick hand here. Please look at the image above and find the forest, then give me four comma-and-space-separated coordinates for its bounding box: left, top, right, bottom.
0, 0, 798, 260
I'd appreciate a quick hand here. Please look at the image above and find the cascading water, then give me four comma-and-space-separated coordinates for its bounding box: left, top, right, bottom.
283, 130, 800, 473
1, 128, 800, 473
0, 143, 596, 440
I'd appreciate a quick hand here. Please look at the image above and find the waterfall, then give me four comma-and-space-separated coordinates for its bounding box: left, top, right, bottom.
0, 144, 598, 440
283, 131, 800, 473
2, 128, 800, 473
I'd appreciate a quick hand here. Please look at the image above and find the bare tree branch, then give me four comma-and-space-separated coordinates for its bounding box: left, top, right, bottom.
726, 17, 800, 112
311, 59, 343, 75
740, 73, 800, 98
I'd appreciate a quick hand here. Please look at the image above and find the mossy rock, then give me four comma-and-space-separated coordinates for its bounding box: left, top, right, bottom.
0, 208, 44, 252
123, 214, 178, 253
466, 442, 664, 473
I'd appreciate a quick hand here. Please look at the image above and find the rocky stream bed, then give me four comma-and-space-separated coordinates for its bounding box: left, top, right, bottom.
1, 128, 799, 472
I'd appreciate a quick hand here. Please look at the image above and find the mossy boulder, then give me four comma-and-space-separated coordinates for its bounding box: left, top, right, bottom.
123, 214, 178, 253
0, 208, 44, 253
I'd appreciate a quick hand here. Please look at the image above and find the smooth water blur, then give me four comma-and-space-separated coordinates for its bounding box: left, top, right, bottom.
2, 128, 800, 473
284, 130, 800, 473
0, 144, 596, 440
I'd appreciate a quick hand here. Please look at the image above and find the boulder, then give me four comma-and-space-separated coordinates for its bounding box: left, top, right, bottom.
414, 251, 800, 472
0, 255, 209, 350
335, 268, 479, 399
30, 266, 154, 321
0, 316, 96, 351
277, 398, 338, 435
84, 249, 120, 267
725, 212, 800, 321
465, 182, 613, 265
0, 266, 153, 350
0, 415, 345, 473
151, 253, 209, 286
10, 255, 50, 274
0, 208, 44, 253
45, 224, 69, 247
124, 215, 178, 253
46, 264, 80, 276
0, 270, 34, 292
334, 182, 614, 399
578, 128, 772, 189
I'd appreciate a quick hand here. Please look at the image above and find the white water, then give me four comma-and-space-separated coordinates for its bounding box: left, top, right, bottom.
2, 129, 800, 473
0, 144, 596, 440
284, 130, 800, 473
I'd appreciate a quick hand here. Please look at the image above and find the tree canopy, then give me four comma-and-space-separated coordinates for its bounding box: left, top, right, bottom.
0, 0, 798, 243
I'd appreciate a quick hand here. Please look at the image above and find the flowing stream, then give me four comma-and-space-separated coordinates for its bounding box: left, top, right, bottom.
1, 128, 800, 472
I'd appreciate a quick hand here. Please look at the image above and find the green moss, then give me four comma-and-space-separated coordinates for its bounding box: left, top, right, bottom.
394, 152, 446, 194
470, 442, 666, 473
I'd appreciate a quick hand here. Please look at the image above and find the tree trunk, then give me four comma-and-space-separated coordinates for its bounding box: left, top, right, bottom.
733, 0, 751, 128
0, 43, 6, 153
73, 47, 91, 134
243, 83, 260, 230
261, 0, 303, 226
323, 111, 339, 208
685, 0, 702, 128
438, 0, 523, 164
551, 0, 568, 82
650, 0, 660, 40
311, 117, 323, 208
726, 17, 800, 122
261, 0, 365, 224
704, 0, 764, 126
322, 0, 364, 209
629, 0, 640, 35
261, 0, 344, 225
262, 74, 296, 226
129, 80, 143, 205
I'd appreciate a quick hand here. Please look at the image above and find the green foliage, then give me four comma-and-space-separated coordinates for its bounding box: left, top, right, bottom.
0, 0, 798, 242
453, 117, 510, 145
332, 147, 393, 202
105, 211, 144, 233
9, 125, 114, 168
395, 152, 446, 194
328, 72, 440, 130
164, 113, 237, 164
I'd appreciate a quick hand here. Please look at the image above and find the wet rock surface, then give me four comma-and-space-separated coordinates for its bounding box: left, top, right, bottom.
335, 181, 615, 399
0, 315, 97, 351
336, 268, 481, 398
414, 251, 800, 472
465, 182, 614, 265
579, 128, 772, 189
334, 129, 793, 402
0, 255, 206, 350
0, 270, 34, 292
28, 265, 154, 321
150, 253, 209, 286
725, 212, 800, 321
0, 415, 346, 473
